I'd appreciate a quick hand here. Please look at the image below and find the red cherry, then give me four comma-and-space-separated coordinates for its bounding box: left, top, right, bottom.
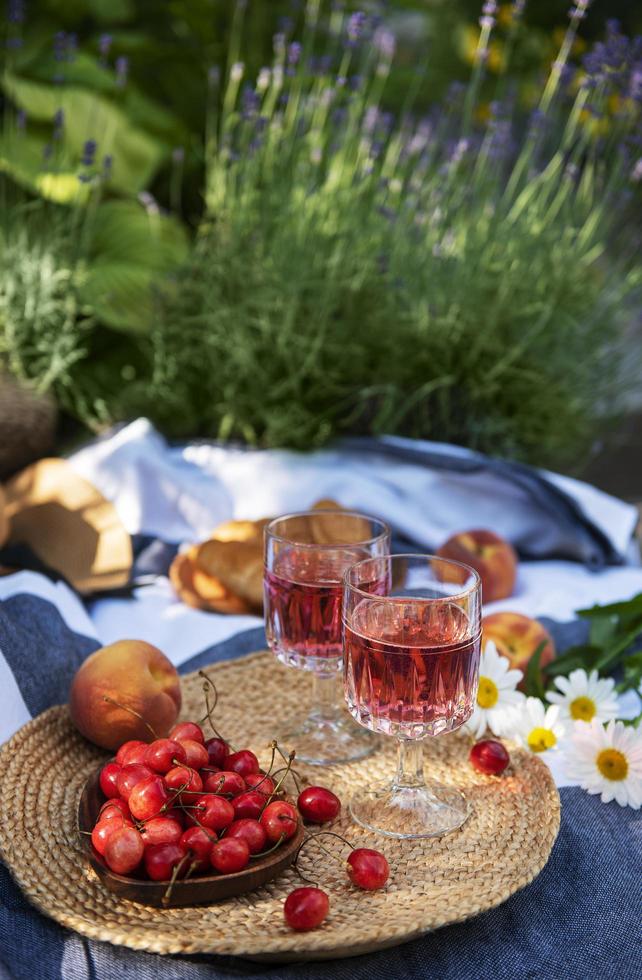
210, 837, 250, 874
227, 750, 260, 778
128, 775, 170, 821
190, 795, 235, 832
144, 739, 187, 774
170, 721, 205, 745
178, 739, 209, 770
116, 763, 153, 801
103, 825, 144, 875
91, 817, 131, 856
99, 762, 122, 799
116, 740, 147, 766
205, 736, 229, 769
165, 765, 203, 803
203, 771, 245, 797
99, 798, 131, 822
231, 790, 265, 821
260, 801, 299, 843
284, 887, 329, 931
227, 818, 267, 855
119, 743, 150, 766
140, 816, 183, 847
346, 848, 389, 890
180, 827, 214, 869
144, 842, 188, 882
297, 786, 341, 824
244, 773, 276, 795
470, 739, 510, 775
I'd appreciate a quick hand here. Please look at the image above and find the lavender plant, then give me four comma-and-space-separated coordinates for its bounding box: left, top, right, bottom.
145, 0, 641, 462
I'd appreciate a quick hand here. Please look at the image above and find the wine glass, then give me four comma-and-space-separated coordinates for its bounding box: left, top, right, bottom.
264, 510, 390, 765
343, 554, 481, 838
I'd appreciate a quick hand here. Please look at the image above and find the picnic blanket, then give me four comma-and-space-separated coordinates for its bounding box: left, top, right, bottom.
0, 420, 641, 979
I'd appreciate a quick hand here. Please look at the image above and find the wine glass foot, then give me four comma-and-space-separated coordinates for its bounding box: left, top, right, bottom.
283, 713, 377, 766
349, 781, 470, 838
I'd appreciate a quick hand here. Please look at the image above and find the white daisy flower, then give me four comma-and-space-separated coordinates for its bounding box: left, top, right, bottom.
564, 719, 642, 808
546, 668, 619, 724
505, 696, 567, 754
465, 641, 525, 739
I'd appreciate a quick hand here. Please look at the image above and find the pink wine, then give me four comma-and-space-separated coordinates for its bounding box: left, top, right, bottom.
265, 546, 382, 673
344, 599, 480, 738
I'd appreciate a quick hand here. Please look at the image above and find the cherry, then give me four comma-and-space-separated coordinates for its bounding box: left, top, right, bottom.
470, 739, 510, 775
144, 842, 188, 882
92, 817, 131, 856
119, 743, 150, 767
226, 818, 267, 855
284, 887, 330, 931
128, 775, 170, 821
116, 763, 153, 801
210, 837, 250, 874
178, 739, 209, 770
104, 825, 144, 875
190, 795, 235, 832
232, 790, 265, 821
227, 750, 260, 778
244, 773, 276, 796
260, 801, 299, 844
99, 798, 131, 822
115, 740, 147, 766
99, 762, 122, 799
165, 807, 186, 827
170, 721, 205, 745
203, 771, 245, 797
205, 736, 229, 769
346, 849, 389, 890
144, 739, 187, 774
165, 765, 203, 803
140, 816, 183, 847
297, 786, 341, 824
180, 827, 214, 869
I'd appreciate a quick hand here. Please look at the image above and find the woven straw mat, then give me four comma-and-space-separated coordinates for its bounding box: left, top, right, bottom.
0, 651, 560, 961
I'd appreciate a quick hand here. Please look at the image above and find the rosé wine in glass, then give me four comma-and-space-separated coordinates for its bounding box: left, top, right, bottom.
343, 554, 481, 839
264, 511, 390, 765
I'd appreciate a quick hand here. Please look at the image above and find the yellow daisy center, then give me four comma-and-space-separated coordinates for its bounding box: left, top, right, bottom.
569, 696, 597, 721
477, 676, 499, 709
596, 748, 628, 782
527, 727, 557, 753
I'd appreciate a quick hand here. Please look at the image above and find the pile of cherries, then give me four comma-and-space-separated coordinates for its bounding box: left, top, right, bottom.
90, 717, 390, 930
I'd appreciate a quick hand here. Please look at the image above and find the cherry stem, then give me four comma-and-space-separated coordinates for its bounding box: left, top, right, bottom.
295, 831, 355, 869
162, 852, 191, 907
264, 750, 296, 808
102, 696, 157, 739
197, 669, 236, 748
274, 743, 303, 793
251, 833, 286, 859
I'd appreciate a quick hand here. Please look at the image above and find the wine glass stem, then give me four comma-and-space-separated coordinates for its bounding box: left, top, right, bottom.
310, 671, 339, 722
394, 737, 426, 790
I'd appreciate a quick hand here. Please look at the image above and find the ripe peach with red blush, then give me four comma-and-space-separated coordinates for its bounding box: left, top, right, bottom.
436, 529, 517, 603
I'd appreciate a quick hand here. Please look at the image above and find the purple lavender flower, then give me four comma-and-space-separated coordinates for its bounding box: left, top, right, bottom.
287, 42, 301, 67
102, 154, 113, 178
98, 33, 112, 62
53, 108, 64, 140
569, 0, 591, 21
631, 158, 642, 182
115, 55, 128, 87
241, 84, 260, 118
7, 0, 25, 23
42, 142, 53, 162
53, 31, 66, 62
373, 26, 396, 61
346, 11, 367, 45
512, 0, 526, 17
81, 139, 97, 167
479, 0, 497, 29
16, 108, 26, 130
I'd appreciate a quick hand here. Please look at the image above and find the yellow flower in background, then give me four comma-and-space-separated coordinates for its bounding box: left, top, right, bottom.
564, 719, 642, 808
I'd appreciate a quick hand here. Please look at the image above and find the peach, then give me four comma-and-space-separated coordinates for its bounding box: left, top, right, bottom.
436, 529, 517, 603
69, 640, 181, 750
482, 612, 555, 686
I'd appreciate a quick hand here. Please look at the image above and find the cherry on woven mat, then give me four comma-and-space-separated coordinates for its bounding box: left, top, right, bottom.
260, 801, 299, 843
140, 816, 183, 847
284, 887, 330, 931
144, 842, 188, 881
144, 739, 187, 774
204, 736, 229, 769
226, 818, 267, 855
210, 837, 250, 874
244, 772, 276, 796
297, 786, 341, 824
99, 762, 122, 799
104, 825, 144, 875
203, 770, 245, 796
232, 790, 265, 821
226, 749, 260, 778
128, 775, 170, 821
170, 721, 205, 745
116, 763, 153, 801
346, 848, 389, 891
469, 739, 510, 775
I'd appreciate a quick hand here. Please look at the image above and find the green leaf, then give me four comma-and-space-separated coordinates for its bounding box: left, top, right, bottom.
25, 52, 117, 94
593, 621, 642, 674
1, 73, 166, 194
87, 0, 135, 23
588, 614, 620, 650
577, 593, 642, 620
524, 641, 547, 699
545, 644, 602, 677
0, 133, 90, 203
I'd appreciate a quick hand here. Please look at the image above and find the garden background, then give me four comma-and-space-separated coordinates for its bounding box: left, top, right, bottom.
1, 0, 641, 497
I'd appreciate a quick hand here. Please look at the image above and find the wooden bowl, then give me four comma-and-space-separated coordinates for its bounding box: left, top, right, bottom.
78, 766, 304, 908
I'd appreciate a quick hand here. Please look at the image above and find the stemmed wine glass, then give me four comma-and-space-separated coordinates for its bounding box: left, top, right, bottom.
343, 554, 481, 838
264, 510, 390, 766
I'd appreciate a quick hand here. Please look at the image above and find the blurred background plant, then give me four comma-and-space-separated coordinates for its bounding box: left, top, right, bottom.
1, 0, 641, 466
